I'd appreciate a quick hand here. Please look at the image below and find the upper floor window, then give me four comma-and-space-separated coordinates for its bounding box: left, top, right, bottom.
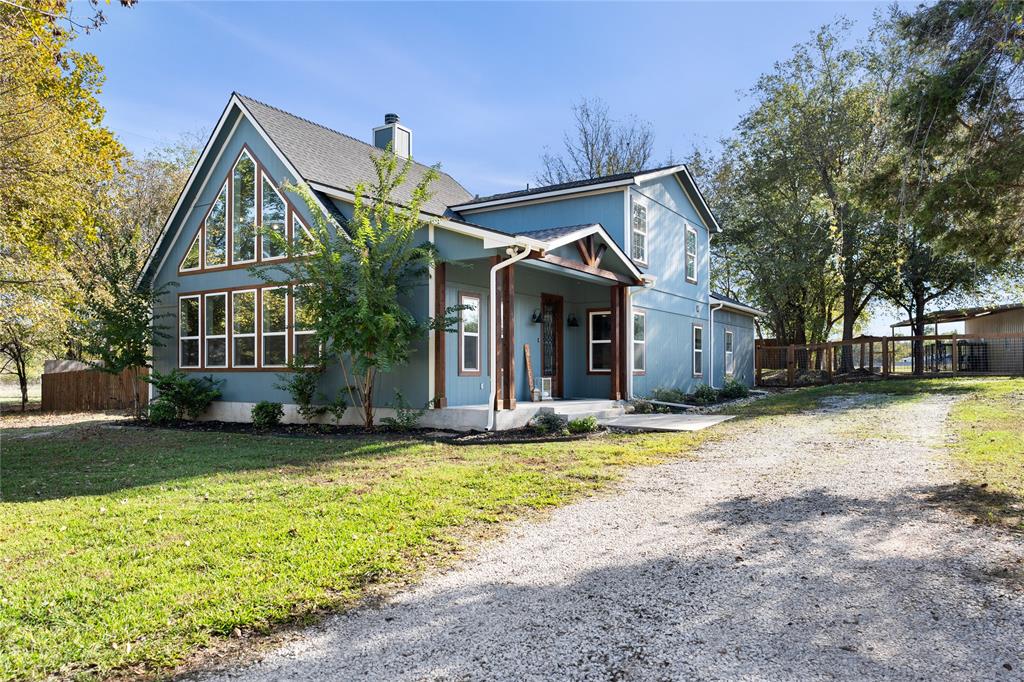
261, 176, 287, 260
685, 224, 698, 283
232, 151, 257, 264
205, 184, 228, 267
588, 310, 612, 373
631, 201, 647, 264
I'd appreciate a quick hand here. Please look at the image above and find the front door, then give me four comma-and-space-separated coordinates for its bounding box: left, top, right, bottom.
540, 293, 564, 398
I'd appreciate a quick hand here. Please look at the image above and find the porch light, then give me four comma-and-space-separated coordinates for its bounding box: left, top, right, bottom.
531, 309, 543, 324
567, 313, 579, 327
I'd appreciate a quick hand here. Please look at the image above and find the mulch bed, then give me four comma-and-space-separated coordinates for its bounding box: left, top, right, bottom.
116, 418, 611, 445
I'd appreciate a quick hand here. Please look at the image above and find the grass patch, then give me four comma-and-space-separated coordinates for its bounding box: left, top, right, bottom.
945, 378, 1024, 531
0, 422, 704, 680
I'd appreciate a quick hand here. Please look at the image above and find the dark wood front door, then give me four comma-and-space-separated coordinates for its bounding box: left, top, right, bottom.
540, 293, 564, 398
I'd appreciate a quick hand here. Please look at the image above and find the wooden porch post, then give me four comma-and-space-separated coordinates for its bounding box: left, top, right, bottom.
501, 265, 516, 409
610, 285, 624, 400
882, 337, 890, 378
755, 341, 763, 386
433, 262, 446, 408
951, 333, 959, 374
869, 342, 875, 375
827, 342, 834, 383
786, 344, 795, 387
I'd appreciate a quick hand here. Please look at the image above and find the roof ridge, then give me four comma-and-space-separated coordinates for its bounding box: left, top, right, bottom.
233, 92, 466, 186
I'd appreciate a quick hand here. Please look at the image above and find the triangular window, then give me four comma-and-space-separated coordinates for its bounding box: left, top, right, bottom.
232, 151, 257, 263
205, 184, 228, 267
261, 174, 287, 260
292, 214, 315, 255
180, 230, 201, 271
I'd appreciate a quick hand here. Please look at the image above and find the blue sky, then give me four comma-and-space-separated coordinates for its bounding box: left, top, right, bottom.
82, 0, 918, 333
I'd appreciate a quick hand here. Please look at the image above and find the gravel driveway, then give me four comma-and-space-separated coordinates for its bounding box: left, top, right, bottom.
195, 393, 1024, 681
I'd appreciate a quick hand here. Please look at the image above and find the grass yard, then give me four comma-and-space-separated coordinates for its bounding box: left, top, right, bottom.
944, 377, 1024, 531
0, 420, 706, 680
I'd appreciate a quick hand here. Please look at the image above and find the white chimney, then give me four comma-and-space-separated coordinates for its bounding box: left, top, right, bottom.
373, 113, 412, 158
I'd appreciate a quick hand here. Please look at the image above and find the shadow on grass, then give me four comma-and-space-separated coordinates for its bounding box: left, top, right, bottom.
922, 482, 1024, 532
0, 422, 430, 503
190, 486, 1023, 681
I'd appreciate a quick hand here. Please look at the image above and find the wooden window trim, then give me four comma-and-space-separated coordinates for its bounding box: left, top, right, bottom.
178, 295, 201, 369
261, 171, 289, 262
291, 285, 318, 368
231, 289, 258, 369
203, 292, 228, 369
632, 310, 646, 376
231, 149, 258, 266
203, 181, 230, 270
685, 224, 698, 284
178, 228, 203, 274
458, 291, 482, 376
692, 323, 704, 377
261, 286, 289, 369
587, 308, 612, 375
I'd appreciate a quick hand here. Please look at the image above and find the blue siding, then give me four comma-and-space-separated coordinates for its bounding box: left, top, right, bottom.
462, 191, 627, 246
712, 309, 756, 387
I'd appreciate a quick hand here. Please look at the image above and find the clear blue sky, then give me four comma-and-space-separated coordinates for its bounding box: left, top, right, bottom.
82, 0, 918, 333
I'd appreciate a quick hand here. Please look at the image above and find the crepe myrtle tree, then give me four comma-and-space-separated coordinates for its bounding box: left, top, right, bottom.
259, 149, 462, 428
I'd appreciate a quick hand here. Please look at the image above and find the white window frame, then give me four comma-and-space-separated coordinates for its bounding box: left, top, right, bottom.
231, 150, 258, 266
204, 183, 229, 269
725, 330, 735, 377
291, 286, 318, 367
260, 172, 288, 261
458, 292, 481, 375
685, 224, 698, 284
178, 295, 201, 369
203, 292, 228, 368
631, 199, 648, 265
231, 289, 258, 368
261, 286, 289, 368
632, 310, 646, 374
692, 324, 704, 377
588, 310, 612, 374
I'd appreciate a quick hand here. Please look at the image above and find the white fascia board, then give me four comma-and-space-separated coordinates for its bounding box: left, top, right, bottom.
676, 166, 722, 233
710, 296, 764, 317
450, 179, 634, 213
633, 165, 688, 184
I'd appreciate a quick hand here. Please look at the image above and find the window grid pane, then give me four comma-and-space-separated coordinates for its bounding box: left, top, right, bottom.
261, 175, 287, 259
460, 294, 480, 372
589, 311, 612, 372
232, 153, 257, 263
232, 290, 257, 368
205, 185, 227, 267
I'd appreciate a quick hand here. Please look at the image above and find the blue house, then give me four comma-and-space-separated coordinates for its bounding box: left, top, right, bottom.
141, 94, 762, 430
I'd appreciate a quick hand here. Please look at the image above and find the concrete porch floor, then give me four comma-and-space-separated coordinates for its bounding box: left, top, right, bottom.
420, 399, 626, 432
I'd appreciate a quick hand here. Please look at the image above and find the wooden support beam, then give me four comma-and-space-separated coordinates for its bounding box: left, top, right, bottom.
433, 262, 446, 408
531, 252, 638, 285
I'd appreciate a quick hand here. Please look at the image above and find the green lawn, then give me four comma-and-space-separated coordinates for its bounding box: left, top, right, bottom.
0, 421, 706, 680
944, 377, 1024, 531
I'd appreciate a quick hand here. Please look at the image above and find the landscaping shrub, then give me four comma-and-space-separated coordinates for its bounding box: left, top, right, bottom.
531, 412, 568, 435
251, 401, 284, 429
567, 415, 599, 434
691, 383, 718, 406
145, 369, 222, 420
719, 378, 749, 400
325, 391, 347, 426
147, 398, 178, 425
630, 399, 655, 414
381, 390, 424, 430
276, 363, 326, 424
650, 387, 689, 404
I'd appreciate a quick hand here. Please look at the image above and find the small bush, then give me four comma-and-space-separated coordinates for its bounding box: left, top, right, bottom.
325, 391, 347, 426
719, 378, 749, 400
651, 387, 688, 404
251, 401, 284, 430
691, 383, 718, 406
145, 369, 222, 420
147, 398, 178, 425
567, 415, 599, 434
531, 412, 568, 435
381, 390, 424, 431
276, 364, 326, 424
630, 399, 655, 414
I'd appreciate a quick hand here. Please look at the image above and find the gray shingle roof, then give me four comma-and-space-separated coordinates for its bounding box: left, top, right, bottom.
236, 94, 473, 217
457, 164, 683, 206
513, 224, 596, 241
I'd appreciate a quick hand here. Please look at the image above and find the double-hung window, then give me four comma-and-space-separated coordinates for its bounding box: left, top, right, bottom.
204, 293, 228, 368
179, 296, 201, 368
232, 290, 257, 368
632, 311, 646, 374
262, 287, 288, 367
588, 310, 613, 373
459, 293, 481, 375
725, 330, 735, 377
292, 288, 318, 366
631, 201, 648, 264
685, 224, 698, 283
692, 324, 704, 377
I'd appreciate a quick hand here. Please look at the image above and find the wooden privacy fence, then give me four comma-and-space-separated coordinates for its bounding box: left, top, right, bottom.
41, 367, 149, 412
756, 333, 1024, 387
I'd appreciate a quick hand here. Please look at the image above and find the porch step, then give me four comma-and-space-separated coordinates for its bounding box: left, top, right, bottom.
539, 400, 627, 421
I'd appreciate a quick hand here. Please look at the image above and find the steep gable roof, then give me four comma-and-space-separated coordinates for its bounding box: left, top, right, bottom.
235, 94, 473, 217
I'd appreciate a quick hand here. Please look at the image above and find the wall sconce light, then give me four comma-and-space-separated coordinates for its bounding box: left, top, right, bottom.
567, 313, 579, 327
531, 309, 543, 323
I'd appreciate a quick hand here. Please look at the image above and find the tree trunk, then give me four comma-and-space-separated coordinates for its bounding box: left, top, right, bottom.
18, 360, 28, 412
362, 370, 375, 429
912, 287, 926, 376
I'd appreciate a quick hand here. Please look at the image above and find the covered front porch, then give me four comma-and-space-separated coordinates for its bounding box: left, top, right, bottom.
429, 224, 649, 428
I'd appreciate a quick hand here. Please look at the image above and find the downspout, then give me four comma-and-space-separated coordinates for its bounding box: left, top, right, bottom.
487, 244, 533, 431
626, 276, 655, 400
709, 302, 724, 389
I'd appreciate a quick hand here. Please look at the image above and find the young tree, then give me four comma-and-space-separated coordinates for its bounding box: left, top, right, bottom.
538, 97, 655, 184
262, 150, 456, 428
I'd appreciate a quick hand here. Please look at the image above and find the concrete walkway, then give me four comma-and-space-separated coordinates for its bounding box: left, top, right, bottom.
598, 413, 734, 431
193, 392, 1024, 681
